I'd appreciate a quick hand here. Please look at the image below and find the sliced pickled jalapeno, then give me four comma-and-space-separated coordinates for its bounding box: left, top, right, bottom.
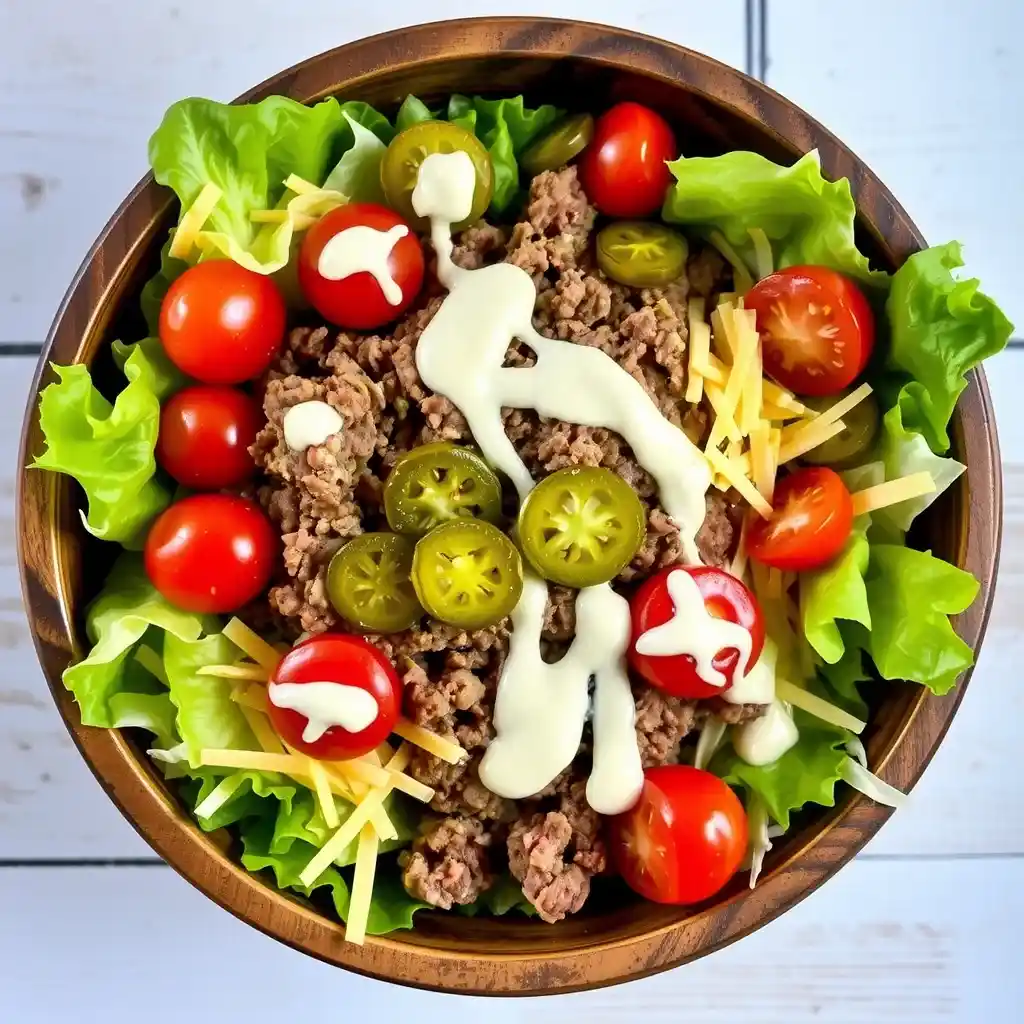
384, 442, 503, 535
412, 519, 524, 630
520, 113, 595, 177
801, 390, 881, 467
516, 467, 646, 587
380, 121, 494, 230
596, 221, 689, 288
326, 533, 423, 633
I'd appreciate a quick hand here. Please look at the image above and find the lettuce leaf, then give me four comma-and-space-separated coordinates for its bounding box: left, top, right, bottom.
321, 111, 387, 204
458, 874, 537, 918
662, 149, 887, 287
886, 241, 1013, 453
800, 521, 871, 664
240, 816, 427, 935
818, 643, 870, 720
61, 555, 208, 726
713, 710, 851, 829
32, 337, 182, 545
863, 545, 980, 695
446, 95, 563, 213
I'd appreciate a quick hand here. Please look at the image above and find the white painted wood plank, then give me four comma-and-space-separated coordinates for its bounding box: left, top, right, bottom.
5, 347, 1024, 858
766, 0, 1024, 331
0, 0, 746, 345
0, 857, 1018, 1020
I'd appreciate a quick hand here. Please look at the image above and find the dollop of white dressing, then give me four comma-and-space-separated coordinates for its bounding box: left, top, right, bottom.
411, 148, 716, 813
282, 400, 343, 451
634, 568, 753, 688
723, 636, 779, 705
733, 700, 798, 766
316, 223, 410, 305
268, 680, 378, 744
478, 576, 642, 815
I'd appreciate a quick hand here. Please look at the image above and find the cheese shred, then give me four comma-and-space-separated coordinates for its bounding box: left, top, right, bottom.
223, 618, 281, 671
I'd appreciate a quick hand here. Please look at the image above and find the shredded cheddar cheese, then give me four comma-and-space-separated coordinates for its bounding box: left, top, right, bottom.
223, 618, 281, 671
850, 472, 936, 516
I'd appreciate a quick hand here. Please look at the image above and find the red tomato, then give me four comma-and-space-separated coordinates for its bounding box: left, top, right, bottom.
159, 261, 286, 384
748, 466, 854, 571
629, 566, 765, 700
144, 494, 276, 613
744, 265, 875, 397
298, 203, 425, 330
611, 765, 748, 905
578, 102, 676, 218
267, 634, 401, 760
156, 385, 262, 490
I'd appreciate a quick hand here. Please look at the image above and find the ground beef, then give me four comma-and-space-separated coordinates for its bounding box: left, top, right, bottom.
634, 686, 699, 767
252, 163, 744, 922
707, 699, 769, 725
400, 816, 494, 909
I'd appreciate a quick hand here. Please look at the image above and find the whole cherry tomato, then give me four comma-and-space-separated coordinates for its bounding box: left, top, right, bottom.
144, 494, 276, 613
629, 565, 765, 700
156, 385, 262, 490
744, 265, 875, 397
298, 203, 425, 330
159, 260, 286, 384
747, 466, 854, 572
267, 634, 401, 761
611, 765, 748, 904
578, 102, 677, 218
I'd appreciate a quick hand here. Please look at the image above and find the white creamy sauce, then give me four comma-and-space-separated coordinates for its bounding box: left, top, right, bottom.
412, 152, 712, 563
722, 637, 779, 705
316, 223, 410, 305
478, 576, 642, 815
409, 149, 721, 813
282, 400, 344, 452
634, 569, 754, 688
733, 700, 799, 766
267, 680, 378, 744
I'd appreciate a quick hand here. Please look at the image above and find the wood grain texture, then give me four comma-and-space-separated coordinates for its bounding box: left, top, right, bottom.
11, 17, 1004, 995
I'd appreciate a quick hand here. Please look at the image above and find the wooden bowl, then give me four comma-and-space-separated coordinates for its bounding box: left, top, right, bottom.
16, 17, 1002, 995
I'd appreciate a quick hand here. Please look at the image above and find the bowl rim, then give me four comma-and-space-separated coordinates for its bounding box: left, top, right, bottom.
16, 15, 1003, 996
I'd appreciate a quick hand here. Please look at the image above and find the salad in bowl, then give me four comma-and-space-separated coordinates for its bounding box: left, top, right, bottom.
30, 79, 1010, 947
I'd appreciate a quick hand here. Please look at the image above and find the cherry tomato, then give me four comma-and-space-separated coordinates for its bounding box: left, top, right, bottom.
629, 566, 765, 700
267, 634, 401, 761
156, 385, 262, 490
159, 261, 286, 384
744, 266, 875, 397
747, 466, 854, 571
298, 203, 425, 330
143, 494, 276, 614
611, 765, 748, 905
578, 102, 676, 218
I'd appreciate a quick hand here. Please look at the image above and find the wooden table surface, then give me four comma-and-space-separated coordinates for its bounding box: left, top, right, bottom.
2, 1, 1021, 1019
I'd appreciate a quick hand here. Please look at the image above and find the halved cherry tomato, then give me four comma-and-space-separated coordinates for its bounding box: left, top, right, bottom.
267, 634, 401, 760
578, 102, 676, 218
159, 261, 286, 384
298, 203, 425, 331
629, 566, 765, 700
326, 533, 423, 633
384, 442, 503, 535
412, 519, 523, 629
747, 466, 854, 571
156, 385, 262, 490
517, 467, 646, 588
143, 494, 276, 613
744, 265, 875, 397
611, 765, 748, 905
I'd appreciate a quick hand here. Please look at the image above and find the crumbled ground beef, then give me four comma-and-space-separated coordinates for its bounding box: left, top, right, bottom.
707, 699, 770, 725
252, 164, 743, 921
401, 815, 494, 909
